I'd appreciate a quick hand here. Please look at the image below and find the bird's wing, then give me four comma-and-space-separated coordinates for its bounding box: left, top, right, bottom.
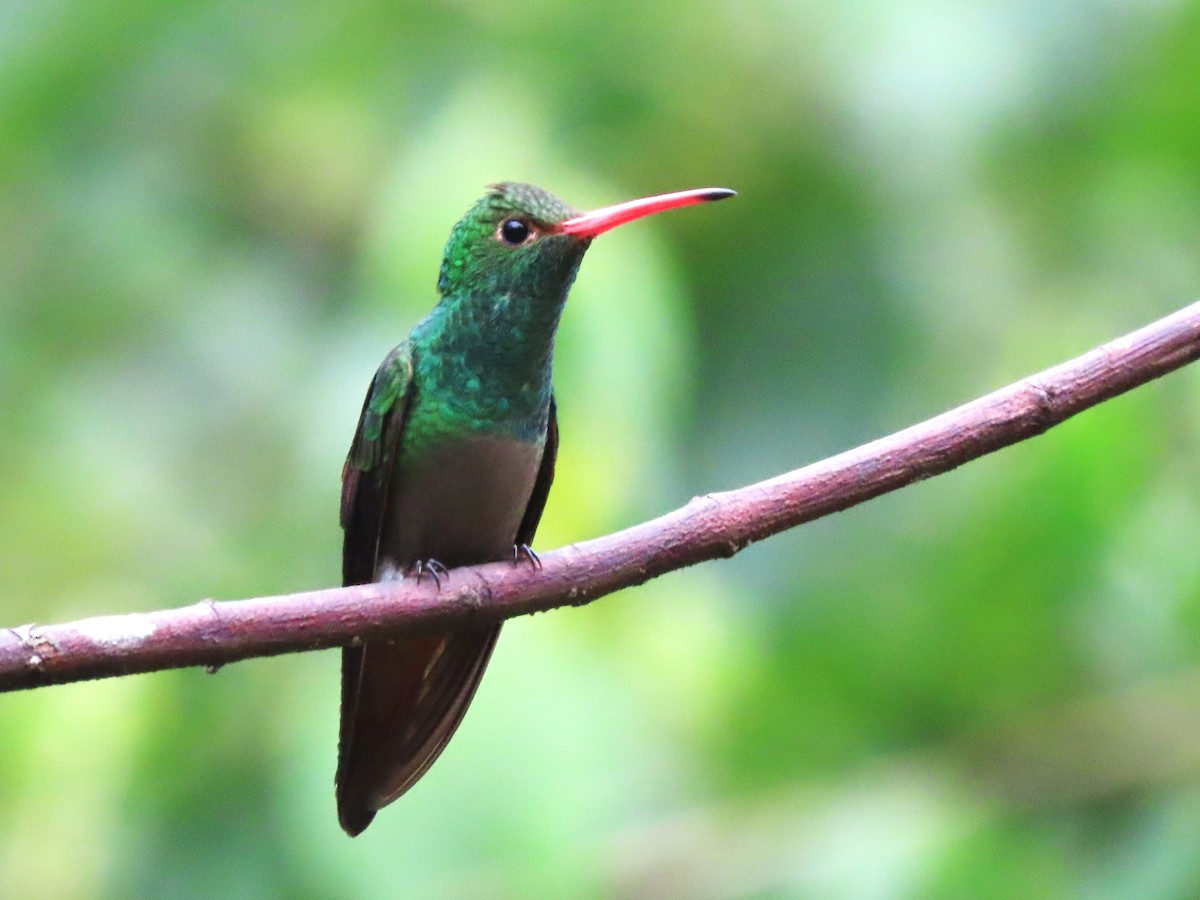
337, 341, 417, 835
516, 394, 558, 547
339, 341, 415, 585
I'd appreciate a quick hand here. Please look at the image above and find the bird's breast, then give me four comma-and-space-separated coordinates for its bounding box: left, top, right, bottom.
376, 432, 545, 572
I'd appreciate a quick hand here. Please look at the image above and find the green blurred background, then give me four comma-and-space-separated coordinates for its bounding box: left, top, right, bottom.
3, 1, 1200, 897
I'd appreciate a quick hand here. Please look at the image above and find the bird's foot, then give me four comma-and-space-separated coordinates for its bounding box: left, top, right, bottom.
410, 558, 450, 588
513, 544, 542, 570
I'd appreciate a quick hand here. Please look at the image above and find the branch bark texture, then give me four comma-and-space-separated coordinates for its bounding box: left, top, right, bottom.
4, 300, 1200, 692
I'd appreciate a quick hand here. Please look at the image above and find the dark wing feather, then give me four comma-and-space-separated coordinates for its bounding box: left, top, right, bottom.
336, 343, 414, 835
516, 395, 558, 547
339, 626, 501, 825
340, 343, 415, 585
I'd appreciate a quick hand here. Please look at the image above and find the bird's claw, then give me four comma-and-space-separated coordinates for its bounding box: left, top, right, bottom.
412, 558, 450, 588
513, 544, 542, 570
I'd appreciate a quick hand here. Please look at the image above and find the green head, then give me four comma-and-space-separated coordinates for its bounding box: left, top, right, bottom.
437, 183, 588, 303
436, 182, 737, 303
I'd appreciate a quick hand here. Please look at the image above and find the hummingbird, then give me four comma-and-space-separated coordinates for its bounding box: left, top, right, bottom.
336, 181, 735, 835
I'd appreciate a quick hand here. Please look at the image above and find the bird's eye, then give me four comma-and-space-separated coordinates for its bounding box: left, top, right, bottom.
498, 218, 533, 245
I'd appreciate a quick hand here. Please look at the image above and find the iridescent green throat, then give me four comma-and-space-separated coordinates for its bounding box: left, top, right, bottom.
402, 182, 591, 446
405, 282, 571, 444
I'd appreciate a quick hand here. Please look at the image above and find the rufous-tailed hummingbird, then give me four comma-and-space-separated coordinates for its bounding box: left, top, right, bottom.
337, 182, 735, 835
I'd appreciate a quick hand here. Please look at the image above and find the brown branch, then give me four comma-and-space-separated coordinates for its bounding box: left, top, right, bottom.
4, 300, 1200, 692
